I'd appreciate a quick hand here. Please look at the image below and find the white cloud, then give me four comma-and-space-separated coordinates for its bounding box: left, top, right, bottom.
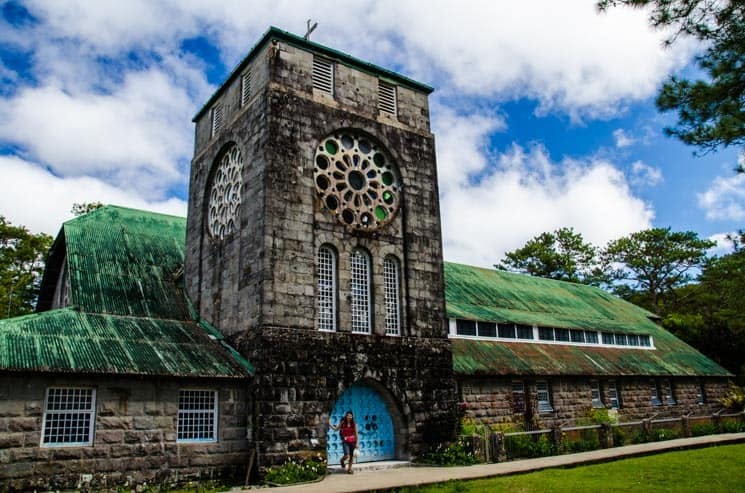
630, 160, 663, 187
0, 155, 186, 235
435, 113, 654, 267
613, 128, 635, 148
707, 233, 736, 257
698, 173, 745, 221
0, 68, 194, 196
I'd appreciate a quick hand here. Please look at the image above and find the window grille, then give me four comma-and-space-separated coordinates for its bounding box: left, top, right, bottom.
570, 329, 585, 343
602, 332, 614, 344
696, 380, 706, 404
512, 381, 525, 413
241, 70, 252, 107
177, 390, 218, 442
378, 80, 397, 115
317, 246, 337, 331
312, 56, 334, 95
663, 379, 676, 405
383, 256, 401, 335
211, 103, 223, 137
537, 381, 553, 413
555, 328, 570, 342
585, 331, 599, 344
498, 323, 515, 338
628, 334, 640, 346
477, 321, 497, 338
651, 380, 662, 406
516, 324, 534, 339
350, 249, 371, 333
608, 380, 620, 409
591, 380, 603, 408
639, 335, 651, 347
42, 388, 96, 446
538, 327, 554, 341
456, 319, 476, 336
615, 333, 628, 346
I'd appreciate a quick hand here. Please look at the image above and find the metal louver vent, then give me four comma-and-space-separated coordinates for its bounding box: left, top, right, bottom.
241, 70, 252, 107
378, 80, 397, 116
211, 103, 223, 137
312, 57, 333, 95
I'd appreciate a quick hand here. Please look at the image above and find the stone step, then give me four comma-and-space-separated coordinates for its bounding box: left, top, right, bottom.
328, 460, 412, 474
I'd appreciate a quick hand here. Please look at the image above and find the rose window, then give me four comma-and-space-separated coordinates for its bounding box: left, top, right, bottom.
207, 144, 243, 240
314, 131, 401, 231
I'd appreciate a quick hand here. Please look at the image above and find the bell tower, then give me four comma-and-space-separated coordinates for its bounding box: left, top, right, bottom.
185, 27, 457, 466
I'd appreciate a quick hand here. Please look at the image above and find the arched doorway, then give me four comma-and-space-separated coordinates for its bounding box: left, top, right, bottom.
327, 382, 396, 464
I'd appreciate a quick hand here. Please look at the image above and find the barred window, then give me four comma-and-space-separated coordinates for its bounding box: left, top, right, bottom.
608, 380, 620, 409
537, 380, 553, 413
350, 249, 371, 334
241, 70, 252, 107
512, 381, 525, 413
383, 256, 401, 336
317, 246, 337, 331
651, 380, 662, 406
42, 388, 96, 446
312, 56, 334, 95
591, 380, 603, 408
211, 103, 223, 137
177, 390, 218, 443
663, 379, 676, 406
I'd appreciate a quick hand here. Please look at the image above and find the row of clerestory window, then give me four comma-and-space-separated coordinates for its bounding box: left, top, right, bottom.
317, 245, 401, 335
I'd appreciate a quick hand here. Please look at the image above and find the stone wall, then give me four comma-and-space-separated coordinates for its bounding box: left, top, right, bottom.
459, 376, 730, 428
234, 328, 457, 468
0, 375, 249, 491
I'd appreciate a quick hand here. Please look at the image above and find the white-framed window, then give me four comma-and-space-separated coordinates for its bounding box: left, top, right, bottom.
663, 379, 676, 406
312, 56, 334, 95
177, 390, 218, 443
317, 245, 337, 332
378, 80, 397, 116
591, 380, 603, 408
350, 249, 371, 334
456, 319, 476, 336
536, 380, 553, 413
477, 321, 497, 337
211, 103, 223, 137
512, 381, 526, 413
498, 323, 515, 338
383, 256, 401, 336
241, 70, 252, 107
608, 380, 620, 409
651, 379, 662, 406
41, 387, 96, 447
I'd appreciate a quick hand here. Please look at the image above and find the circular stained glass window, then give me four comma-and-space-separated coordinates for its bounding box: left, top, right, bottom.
314, 131, 401, 231
207, 144, 243, 240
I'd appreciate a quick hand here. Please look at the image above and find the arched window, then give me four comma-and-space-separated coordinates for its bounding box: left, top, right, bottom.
350, 249, 372, 334
317, 245, 337, 331
383, 256, 401, 336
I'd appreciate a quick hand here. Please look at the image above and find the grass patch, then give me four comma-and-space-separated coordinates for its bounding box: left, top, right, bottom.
394, 443, 745, 493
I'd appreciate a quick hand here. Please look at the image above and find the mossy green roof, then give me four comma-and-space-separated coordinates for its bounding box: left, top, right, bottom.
445, 262, 731, 377
0, 206, 251, 378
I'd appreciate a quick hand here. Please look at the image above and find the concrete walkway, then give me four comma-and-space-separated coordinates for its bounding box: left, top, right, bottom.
246, 432, 745, 493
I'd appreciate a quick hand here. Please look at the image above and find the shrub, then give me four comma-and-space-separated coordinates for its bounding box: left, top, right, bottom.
505, 433, 556, 459
263, 457, 326, 485
564, 437, 600, 453
418, 440, 480, 466
630, 429, 650, 444
720, 420, 745, 433
460, 417, 488, 436
720, 384, 745, 412
611, 427, 627, 446
691, 423, 718, 437
651, 428, 679, 442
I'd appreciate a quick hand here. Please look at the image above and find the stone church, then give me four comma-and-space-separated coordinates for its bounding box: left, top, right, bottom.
0, 27, 731, 490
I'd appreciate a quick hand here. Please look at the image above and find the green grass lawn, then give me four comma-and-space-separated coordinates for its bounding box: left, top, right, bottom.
394, 444, 745, 493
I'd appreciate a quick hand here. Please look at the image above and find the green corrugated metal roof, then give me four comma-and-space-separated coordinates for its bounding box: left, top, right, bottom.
0, 308, 249, 378
63, 206, 189, 318
445, 262, 732, 377
0, 206, 252, 378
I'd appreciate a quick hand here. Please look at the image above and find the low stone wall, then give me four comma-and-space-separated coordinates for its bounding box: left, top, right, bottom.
0, 375, 249, 491
459, 376, 730, 428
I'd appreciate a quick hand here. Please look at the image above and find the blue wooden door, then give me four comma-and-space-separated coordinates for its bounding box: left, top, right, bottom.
327, 383, 395, 464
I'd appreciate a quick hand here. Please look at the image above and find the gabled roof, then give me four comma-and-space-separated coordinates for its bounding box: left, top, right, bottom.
193, 26, 434, 122
445, 262, 732, 377
1, 206, 252, 379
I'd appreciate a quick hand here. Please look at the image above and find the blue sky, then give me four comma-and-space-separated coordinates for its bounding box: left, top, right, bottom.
0, 0, 742, 267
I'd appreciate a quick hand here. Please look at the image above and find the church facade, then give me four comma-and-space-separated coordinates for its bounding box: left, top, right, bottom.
0, 27, 732, 490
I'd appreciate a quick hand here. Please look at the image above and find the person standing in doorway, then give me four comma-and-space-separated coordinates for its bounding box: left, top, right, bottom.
329, 410, 358, 473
